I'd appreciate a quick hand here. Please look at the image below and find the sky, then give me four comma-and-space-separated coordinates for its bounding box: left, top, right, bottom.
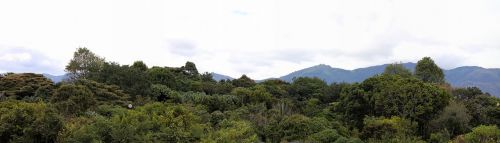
0, 0, 499, 80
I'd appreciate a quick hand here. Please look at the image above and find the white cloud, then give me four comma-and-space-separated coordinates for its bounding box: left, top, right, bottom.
0, 46, 64, 74
0, 0, 499, 79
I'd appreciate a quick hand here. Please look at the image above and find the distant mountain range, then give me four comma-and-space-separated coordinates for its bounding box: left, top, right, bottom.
42, 63, 500, 97
42, 74, 67, 83
213, 63, 500, 97
211, 72, 234, 81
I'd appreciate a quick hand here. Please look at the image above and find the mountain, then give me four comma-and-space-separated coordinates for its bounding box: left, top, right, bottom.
42, 74, 68, 83
444, 66, 500, 97
280, 63, 416, 83
278, 63, 500, 97
211, 72, 234, 81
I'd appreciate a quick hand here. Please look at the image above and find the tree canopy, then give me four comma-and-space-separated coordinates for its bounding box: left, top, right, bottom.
0, 48, 498, 143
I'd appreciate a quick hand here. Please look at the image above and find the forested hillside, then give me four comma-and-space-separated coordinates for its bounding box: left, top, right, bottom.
0, 48, 499, 143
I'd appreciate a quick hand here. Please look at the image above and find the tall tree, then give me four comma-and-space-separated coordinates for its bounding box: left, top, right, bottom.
383, 62, 412, 78
232, 75, 256, 88
131, 61, 148, 71
182, 61, 199, 78
415, 57, 445, 84
289, 77, 327, 101
65, 47, 105, 80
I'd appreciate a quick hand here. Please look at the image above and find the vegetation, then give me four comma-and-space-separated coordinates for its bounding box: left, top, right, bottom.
0, 47, 499, 143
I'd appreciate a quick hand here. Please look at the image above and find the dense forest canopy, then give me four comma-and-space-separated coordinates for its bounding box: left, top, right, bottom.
0, 47, 499, 143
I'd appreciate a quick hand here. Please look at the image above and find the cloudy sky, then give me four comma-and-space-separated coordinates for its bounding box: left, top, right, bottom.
0, 0, 499, 79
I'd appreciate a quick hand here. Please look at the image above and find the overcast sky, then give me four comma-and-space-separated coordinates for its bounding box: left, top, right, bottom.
0, 0, 499, 79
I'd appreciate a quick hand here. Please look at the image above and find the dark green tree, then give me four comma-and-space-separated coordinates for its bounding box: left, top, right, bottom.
131, 60, 148, 71
430, 101, 472, 137
383, 62, 412, 78
182, 61, 200, 79
232, 75, 256, 88
90, 62, 151, 99
289, 77, 328, 101
415, 57, 445, 84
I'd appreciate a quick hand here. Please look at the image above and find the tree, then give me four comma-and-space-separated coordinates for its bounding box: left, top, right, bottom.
452, 87, 500, 127
278, 115, 330, 142
51, 84, 96, 116
201, 72, 215, 83
201, 120, 258, 143
383, 63, 412, 78
232, 75, 256, 88
182, 61, 200, 79
131, 61, 148, 71
151, 84, 174, 102
430, 101, 472, 137
452, 87, 483, 101
334, 75, 451, 136
90, 62, 151, 98
261, 79, 290, 98
415, 57, 445, 84
289, 77, 328, 101
457, 125, 500, 143
0, 101, 63, 143
65, 47, 105, 80
333, 83, 370, 129
361, 116, 423, 143
59, 103, 208, 143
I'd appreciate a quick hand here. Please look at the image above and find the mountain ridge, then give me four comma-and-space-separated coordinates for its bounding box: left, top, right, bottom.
276, 63, 499, 97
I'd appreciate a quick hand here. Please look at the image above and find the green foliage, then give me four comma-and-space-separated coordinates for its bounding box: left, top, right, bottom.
74, 79, 130, 106
60, 103, 208, 143
415, 57, 445, 84
151, 84, 174, 101
261, 79, 289, 98
0, 101, 63, 143
289, 77, 328, 101
453, 87, 500, 126
232, 75, 256, 88
461, 125, 500, 143
51, 84, 96, 116
334, 83, 370, 128
89, 62, 151, 99
231, 85, 273, 105
182, 61, 200, 79
172, 92, 242, 112
453, 87, 483, 101
201, 120, 258, 143
383, 63, 413, 78
429, 132, 450, 143
335, 74, 451, 137
0, 73, 54, 100
131, 61, 148, 71
430, 101, 472, 137
361, 116, 419, 142
307, 129, 363, 143
65, 47, 105, 80
2, 51, 500, 143
278, 114, 330, 142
